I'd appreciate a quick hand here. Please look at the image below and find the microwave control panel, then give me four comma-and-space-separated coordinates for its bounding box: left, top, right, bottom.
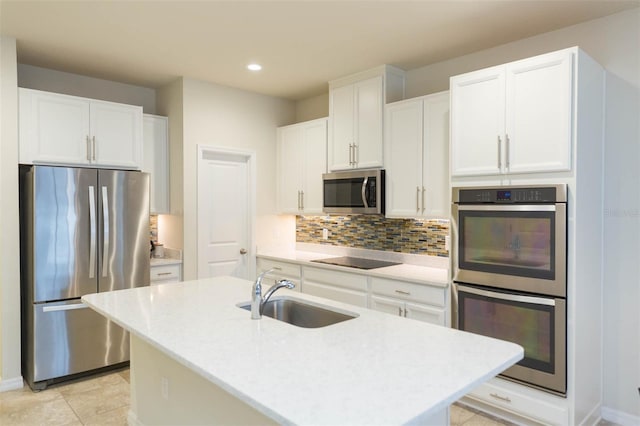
456, 187, 561, 204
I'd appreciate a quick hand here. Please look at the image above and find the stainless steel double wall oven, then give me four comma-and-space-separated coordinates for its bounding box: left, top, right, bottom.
452, 184, 567, 395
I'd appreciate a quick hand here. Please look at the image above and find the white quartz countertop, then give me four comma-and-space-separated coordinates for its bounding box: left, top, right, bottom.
258, 249, 449, 287
83, 277, 522, 425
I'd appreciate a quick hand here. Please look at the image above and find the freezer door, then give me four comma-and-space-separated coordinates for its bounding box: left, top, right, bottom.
30, 166, 98, 302
98, 169, 150, 292
28, 299, 129, 384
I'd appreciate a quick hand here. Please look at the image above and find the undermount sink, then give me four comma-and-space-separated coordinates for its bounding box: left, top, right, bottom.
238, 298, 358, 328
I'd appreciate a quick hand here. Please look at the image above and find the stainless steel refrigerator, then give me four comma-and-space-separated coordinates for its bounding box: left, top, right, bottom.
19, 165, 150, 390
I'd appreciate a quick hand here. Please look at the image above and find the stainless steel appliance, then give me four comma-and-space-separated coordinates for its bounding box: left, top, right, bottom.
322, 169, 384, 214
19, 165, 150, 390
452, 184, 567, 395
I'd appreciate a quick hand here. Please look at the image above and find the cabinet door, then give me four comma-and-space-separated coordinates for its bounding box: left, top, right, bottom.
328, 84, 354, 171
450, 66, 505, 176
19, 89, 91, 165
277, 125, 305, 213
404, 302, 445, 326
90, 100, 143, 170
143, 115, 169, 214
354, 76, 384, 169
302, 119, 327, 214
422, 92, 450, 218
505, 50, 573, 173
384, 99, 423, 218
370, 295, 404, 317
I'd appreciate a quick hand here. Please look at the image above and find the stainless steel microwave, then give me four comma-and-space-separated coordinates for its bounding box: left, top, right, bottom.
322, 169, 384, 215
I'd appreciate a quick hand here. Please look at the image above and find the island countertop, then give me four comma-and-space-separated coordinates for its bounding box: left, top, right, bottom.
82, 276, 523, 425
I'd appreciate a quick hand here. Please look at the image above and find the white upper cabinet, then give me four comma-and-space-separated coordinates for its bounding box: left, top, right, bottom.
277, 118, 327, 214
384, 91, 449, 219
143, 114, 170, 214
19, 88, 143, 170
328, 66, 405, 171
450, 48, 574, 176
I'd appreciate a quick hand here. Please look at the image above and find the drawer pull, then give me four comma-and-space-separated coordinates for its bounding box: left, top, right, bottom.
157, 272, 173, 276
490, 392, 512, 403
395, 290, 411, 296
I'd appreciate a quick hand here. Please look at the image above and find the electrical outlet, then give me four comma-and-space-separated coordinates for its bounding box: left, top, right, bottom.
161, 377, 169, 400
445, 236, 450, 251
322, 228, 329, 240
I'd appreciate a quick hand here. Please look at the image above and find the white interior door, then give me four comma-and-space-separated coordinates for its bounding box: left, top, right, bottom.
197, 147, 254, 279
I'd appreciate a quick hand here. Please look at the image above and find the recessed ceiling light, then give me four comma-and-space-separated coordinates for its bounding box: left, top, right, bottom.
247, 63, 262, 71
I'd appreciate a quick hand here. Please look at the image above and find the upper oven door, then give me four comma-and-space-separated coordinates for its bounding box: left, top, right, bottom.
452, 203, 566, 297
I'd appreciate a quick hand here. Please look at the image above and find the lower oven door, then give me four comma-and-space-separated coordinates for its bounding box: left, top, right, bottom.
454, 283, 566, 395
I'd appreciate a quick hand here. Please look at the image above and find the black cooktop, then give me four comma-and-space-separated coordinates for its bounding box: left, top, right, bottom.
310, 256, 401, 270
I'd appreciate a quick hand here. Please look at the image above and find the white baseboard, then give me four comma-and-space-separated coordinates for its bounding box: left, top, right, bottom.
602, 406, 640, 426
0, 376, 24, 392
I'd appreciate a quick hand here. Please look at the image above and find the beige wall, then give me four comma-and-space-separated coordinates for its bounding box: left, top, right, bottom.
17, 64, 156, 113
180, 78, 295, 280
0, 36, 22, 388
295, 92, 328, 122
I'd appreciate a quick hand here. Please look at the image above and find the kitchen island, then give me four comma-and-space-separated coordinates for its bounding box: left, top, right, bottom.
82, 276, 523, 425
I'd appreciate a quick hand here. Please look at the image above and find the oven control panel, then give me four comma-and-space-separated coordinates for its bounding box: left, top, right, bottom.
456, 186, 562, 203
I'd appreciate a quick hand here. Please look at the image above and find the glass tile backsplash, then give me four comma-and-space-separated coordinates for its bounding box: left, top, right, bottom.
296, 215, 449, 257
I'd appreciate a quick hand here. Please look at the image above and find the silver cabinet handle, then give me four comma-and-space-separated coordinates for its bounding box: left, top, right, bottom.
361, 177, 369, 208
101, 186, 109, 278
240, 248, 247, 255
505, 134, 510, 170
88, 186, 96, 279
157, 272, 173, 276
300, 190, 304, 210
422, 187, 426, 213
92, 136, 96, 161
497, 135, 502, 170
490, 393, 512, 403
416, 187, 420, 212
348, 144, 353, 166
398, 306, 403, 316
395, 289, 411, 296
43, 303, 89, 313
86, 136, 91, 161
353, 143, 358, 165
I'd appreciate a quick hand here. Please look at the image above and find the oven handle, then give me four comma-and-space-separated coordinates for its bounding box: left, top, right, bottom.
457, 284, 556, 306
456, 204, 558, 212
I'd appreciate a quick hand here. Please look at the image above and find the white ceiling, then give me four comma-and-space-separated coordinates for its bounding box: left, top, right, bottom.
1, 0, 638, 101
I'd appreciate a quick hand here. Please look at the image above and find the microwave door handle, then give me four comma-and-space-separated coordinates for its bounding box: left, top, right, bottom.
361, 177, 369, 208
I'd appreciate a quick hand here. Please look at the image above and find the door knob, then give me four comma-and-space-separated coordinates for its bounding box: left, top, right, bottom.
240, 248, 247, 255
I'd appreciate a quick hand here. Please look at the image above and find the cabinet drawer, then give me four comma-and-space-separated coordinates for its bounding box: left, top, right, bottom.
257, 258, 301, 279
303, 266, 368, 292
303, 282, 367, 308
150, 264, 181, 282
465, 378, 568, 425
370, 277, 445, 307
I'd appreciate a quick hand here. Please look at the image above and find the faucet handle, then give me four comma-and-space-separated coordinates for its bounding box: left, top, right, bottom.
277, 279, 295, 290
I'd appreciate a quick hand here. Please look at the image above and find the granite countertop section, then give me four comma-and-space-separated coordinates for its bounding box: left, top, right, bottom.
258, 247, 449, 288
83, 277, 522, 425
150, 257, 182, 267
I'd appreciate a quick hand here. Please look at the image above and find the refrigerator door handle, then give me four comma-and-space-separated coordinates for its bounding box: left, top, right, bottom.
101, 186, 109, 278
43, 302, 89, 312
89, 186, 96, 279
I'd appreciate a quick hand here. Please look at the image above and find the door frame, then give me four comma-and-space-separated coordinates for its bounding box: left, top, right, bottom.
196, 144, 256, 280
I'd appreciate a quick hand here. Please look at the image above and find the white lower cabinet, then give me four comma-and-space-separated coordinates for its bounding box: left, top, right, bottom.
463, 377, 569, 425
301, 266, 368, 307
256, 258, 301, 292
150, 264, 182, 285
370, 277, 447, 326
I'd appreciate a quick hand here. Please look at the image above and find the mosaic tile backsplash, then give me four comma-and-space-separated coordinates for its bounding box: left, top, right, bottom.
296, 215, 449, 257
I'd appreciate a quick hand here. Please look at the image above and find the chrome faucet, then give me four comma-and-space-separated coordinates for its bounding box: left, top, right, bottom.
251, 268, 295, 319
